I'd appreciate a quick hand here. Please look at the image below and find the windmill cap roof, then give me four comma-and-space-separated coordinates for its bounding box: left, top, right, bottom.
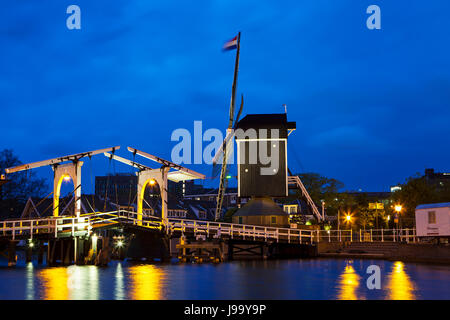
235, 113, 296, 131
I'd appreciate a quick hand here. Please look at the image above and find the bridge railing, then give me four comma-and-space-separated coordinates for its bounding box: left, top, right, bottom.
0, 216, 91, 240
1, 218, 57, 240
316, 228, 417, 243
167, 218, 315, 243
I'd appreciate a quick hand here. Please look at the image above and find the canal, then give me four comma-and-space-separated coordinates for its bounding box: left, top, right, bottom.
0, 257, 449, 300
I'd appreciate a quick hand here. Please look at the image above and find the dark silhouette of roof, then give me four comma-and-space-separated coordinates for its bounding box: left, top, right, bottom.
235, 113, 296, 137
233, 197, 289, 217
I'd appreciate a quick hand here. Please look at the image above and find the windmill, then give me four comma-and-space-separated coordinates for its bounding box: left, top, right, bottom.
213, 32, 244, 221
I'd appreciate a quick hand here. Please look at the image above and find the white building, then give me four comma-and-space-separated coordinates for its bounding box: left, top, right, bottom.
415, 203, 450, 238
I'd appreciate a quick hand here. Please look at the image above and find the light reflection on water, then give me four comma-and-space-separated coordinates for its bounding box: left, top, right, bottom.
36, 267, 69, 300
335, 260, 417, 300
128, 264, 164, 300
337, 261, 365, 300
0, 258, 448, 300
385, 261, 416, 300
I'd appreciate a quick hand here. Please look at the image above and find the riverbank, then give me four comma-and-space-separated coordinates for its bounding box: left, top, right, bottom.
318, 242, 450, 265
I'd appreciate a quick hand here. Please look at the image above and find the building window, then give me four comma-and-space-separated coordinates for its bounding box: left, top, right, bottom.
271, 216, 277, 224
168, 209, 187, 218
428, 211, 436, 224
283, 205, 298, 214
238, 217, 243, 224
143, 208, 154, 215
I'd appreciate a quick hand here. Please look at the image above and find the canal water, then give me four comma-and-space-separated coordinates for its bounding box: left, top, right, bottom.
0, 257, 449, 300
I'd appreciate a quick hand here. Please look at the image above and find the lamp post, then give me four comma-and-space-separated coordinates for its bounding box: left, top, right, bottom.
394, 205, 402, 241
345, 214, 352, 241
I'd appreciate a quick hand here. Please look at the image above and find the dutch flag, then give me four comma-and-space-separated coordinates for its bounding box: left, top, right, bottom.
223, 35, 238, 51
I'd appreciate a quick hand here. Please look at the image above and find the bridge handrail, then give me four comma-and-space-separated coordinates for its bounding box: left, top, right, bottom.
167, 218, 315, 242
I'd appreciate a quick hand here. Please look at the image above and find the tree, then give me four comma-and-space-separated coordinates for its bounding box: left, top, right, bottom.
295, 173, 344, 205
389, 174, 445, 228
358, 208, 374, 230
0, 149, 48, 217
280, 172, 344, 225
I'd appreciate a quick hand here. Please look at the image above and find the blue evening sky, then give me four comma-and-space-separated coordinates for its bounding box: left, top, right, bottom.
1, 1, 449, 193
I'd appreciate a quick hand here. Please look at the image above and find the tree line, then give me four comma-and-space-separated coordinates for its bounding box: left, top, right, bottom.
288, 172, 450, 229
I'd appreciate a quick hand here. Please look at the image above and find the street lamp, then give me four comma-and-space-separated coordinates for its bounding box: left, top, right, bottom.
394, 205, 402, 225
394, 205, 402, 241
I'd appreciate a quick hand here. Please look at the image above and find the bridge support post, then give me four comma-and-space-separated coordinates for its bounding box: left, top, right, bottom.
227, 241, 234, 261
74, 237, 78, 264
8, 240, 17, 267
38, 243, 44, 264
25, 245, 32, 263
63, 239, 72, 265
